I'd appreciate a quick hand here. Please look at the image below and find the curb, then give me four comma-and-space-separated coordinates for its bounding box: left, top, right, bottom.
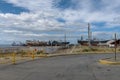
47, 53, 82, 57
99, 59, 120, 65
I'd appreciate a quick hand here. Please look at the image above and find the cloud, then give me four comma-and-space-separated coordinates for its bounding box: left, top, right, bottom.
0, 0, 120, 43
3, 0, 120, 24
3, 0, 53, 12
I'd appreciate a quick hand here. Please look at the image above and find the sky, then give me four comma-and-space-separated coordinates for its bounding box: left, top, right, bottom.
0, 0, 120, 44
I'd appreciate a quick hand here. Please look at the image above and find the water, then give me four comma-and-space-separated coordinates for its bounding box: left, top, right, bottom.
0, 45, 13, 48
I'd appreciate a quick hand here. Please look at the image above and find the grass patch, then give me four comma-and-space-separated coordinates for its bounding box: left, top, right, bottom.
82, 48, 98, 52
36, 50, 44, 54
73, 46, 120, 53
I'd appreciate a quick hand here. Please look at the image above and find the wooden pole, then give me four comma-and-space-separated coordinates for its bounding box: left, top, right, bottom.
114, 33, 117, 61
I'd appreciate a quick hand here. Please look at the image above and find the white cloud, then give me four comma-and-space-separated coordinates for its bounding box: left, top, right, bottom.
4, 0, 53, 12
3, 30, 23, 33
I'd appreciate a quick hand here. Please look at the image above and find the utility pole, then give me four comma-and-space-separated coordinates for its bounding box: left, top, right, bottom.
114, 33, 117, 61
88, 23, 91, 48
64, 33, 67, 48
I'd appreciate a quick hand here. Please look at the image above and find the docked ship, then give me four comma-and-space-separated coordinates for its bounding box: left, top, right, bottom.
12, 40, 70, 46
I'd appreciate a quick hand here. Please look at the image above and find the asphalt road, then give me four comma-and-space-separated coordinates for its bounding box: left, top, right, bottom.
0, 54, 120, 80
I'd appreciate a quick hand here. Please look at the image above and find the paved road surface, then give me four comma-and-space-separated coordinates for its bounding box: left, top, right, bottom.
0, 54, 120, 80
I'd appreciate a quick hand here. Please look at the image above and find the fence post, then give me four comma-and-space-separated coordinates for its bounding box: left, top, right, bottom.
32, 51, 35, 60
12, 53, 16, 64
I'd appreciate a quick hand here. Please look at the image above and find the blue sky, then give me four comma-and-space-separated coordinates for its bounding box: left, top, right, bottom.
0, 0, 29, 14
0, 0, 120, 44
